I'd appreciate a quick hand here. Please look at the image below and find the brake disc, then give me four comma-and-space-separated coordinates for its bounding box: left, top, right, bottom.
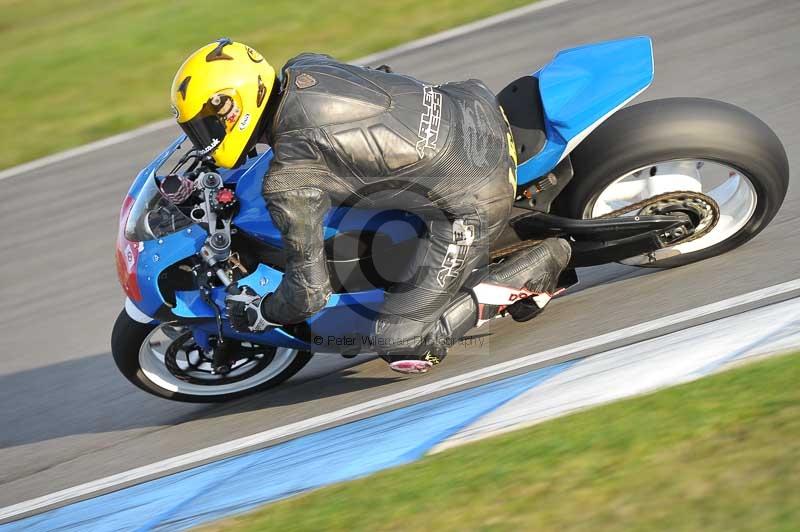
163, 331, 272, 385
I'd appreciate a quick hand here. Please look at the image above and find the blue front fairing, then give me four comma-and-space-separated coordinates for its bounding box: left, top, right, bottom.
124, 138, 419, 350
121, 136, 208, 317
176, 264, 386, 350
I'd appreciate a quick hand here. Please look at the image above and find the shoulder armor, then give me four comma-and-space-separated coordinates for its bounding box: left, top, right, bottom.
276, 62, 391, 132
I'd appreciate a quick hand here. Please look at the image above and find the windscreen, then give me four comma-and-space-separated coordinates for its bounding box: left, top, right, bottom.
124, 175, 193, 241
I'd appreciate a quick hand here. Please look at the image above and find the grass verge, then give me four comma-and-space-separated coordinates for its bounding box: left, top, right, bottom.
1, 0, 534, 169
203, 351, 800, 531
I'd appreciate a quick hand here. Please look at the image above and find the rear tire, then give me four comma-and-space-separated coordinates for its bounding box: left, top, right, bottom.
112, 310, 313, 403
557, 97, 789, 267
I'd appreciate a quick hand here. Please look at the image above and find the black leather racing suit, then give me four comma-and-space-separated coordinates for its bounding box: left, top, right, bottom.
259, 53, 517, 355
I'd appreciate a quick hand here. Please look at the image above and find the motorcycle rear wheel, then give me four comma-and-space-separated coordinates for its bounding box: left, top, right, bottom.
557, 97, 789, 267
112, 310, 313, 403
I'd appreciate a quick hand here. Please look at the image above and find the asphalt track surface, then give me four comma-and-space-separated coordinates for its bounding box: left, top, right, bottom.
1, 0, 798, 511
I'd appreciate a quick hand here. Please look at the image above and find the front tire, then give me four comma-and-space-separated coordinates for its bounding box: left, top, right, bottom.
558, 98, 789, 267
111, 310, 313, 403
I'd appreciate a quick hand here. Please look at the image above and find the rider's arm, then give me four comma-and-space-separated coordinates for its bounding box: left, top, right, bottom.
260, 187, 333, 324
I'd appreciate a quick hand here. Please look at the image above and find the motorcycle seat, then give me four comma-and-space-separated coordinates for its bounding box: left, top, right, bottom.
496, 76, 547, 164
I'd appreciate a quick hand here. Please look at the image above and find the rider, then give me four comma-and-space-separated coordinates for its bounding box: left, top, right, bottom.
170, 39, 571, 374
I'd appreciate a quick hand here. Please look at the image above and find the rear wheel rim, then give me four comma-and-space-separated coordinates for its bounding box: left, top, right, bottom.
585, 159, 758, 264
138, 324, 299, 397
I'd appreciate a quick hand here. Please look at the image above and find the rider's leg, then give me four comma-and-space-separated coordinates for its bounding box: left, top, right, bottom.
373, 173, 514, 373
376, 236, 571, 374
413, 238, 572, 368
374, 210, 492, 372
471, 238, 572, 324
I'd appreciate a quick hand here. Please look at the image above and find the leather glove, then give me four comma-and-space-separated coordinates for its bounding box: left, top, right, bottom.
225, 285, 277, 332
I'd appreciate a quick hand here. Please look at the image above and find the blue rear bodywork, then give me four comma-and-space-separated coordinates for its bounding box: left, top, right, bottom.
120, 36, 654, 352
517, 36, 654, 184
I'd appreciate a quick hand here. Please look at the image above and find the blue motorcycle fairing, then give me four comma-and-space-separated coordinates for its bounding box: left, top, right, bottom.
128, 135, 186, 198
122, 35, 656, 350
121, 136, 208, 317
516, 36, 654, 184
133, 226, 207, 317
177, 264, 386, 351
126, 140, 412, 349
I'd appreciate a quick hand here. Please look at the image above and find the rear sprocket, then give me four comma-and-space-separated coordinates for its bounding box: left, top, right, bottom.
600, 190, 720, 245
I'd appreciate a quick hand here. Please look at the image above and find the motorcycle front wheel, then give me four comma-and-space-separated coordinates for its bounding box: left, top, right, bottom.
111, 310, 313, 403
557, 97, 789, 267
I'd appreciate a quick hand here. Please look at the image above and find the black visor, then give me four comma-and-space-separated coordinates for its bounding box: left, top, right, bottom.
179, 93, 241, 155
179, 113, 227, 156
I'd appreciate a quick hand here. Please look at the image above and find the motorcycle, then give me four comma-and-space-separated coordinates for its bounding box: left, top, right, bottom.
113, 36, 789, 402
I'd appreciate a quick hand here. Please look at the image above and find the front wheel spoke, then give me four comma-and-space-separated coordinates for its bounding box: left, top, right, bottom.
185, 356, 205, 371
156, 332, 278, 386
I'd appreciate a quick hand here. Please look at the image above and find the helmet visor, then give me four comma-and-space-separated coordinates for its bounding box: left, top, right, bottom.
179, 91, 242, 156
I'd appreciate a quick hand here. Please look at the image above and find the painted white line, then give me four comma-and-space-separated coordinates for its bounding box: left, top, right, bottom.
0, 0, 575, 182
435, 297, 800, 451
2, 277, 798, 522
0, 120, 176, 182
355, 0, 576, 65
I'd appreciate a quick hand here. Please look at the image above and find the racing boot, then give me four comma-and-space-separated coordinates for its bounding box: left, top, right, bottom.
478, 238, 571, 322
383, 291, 478, 375
383, 348, 446, 375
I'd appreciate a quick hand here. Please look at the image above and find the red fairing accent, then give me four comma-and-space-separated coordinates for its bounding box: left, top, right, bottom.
115, 195, 142, 302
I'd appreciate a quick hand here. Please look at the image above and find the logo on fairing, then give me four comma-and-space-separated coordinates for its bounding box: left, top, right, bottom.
124, 243, 136, 272
416, 85, 442, 158
238, 113, 251, 130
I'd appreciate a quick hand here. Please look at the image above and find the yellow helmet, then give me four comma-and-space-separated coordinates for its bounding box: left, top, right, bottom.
170, 39, 276, 168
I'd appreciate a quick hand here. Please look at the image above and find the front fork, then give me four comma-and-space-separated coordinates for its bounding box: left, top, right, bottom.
193, 170, 241, 373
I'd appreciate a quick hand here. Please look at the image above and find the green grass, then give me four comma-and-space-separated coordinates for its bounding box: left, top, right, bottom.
203, 351, 800, 531
0, 0, 534, 169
